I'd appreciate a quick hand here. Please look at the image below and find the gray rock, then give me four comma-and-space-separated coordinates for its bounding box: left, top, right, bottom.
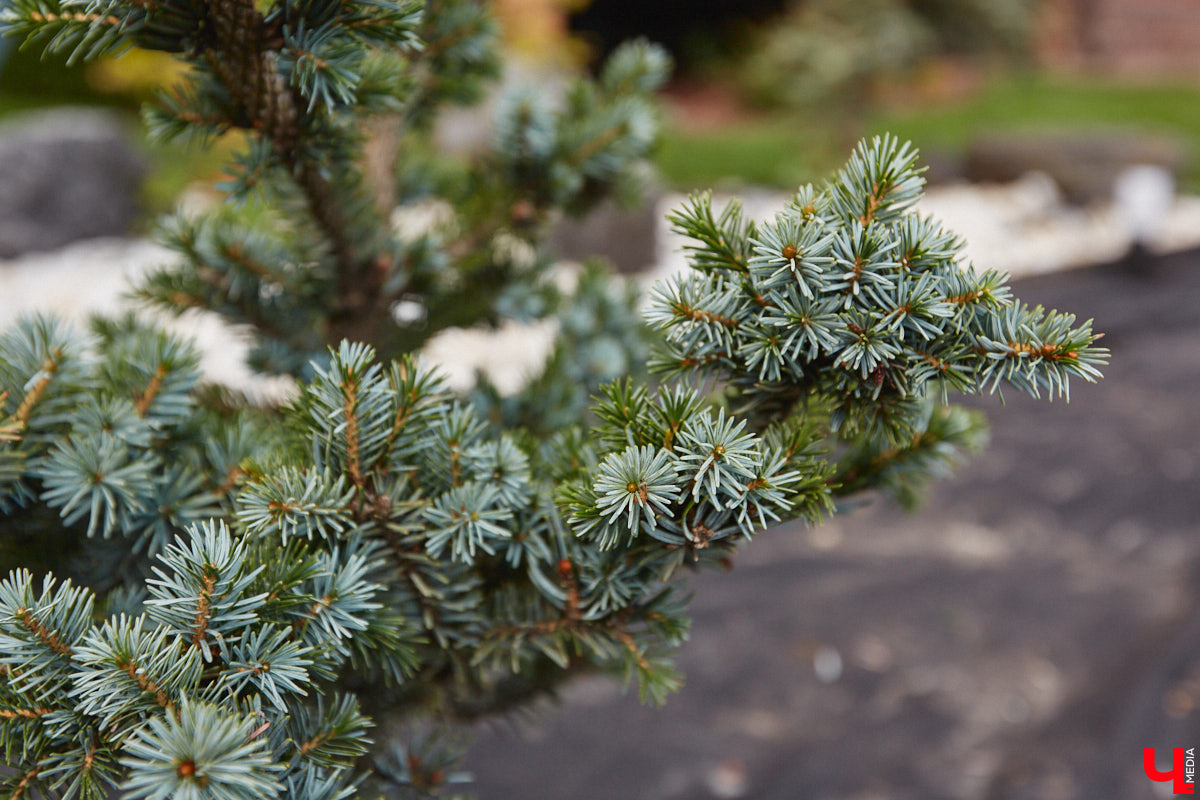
550, 197, 661, 274
0, 107, 148, 258
966, 131, 1189, 205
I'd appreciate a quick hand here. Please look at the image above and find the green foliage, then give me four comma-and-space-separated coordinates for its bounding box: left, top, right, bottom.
0, 1, 1107, 797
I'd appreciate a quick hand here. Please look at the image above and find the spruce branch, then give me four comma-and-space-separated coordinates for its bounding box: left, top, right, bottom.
0, 2, 1112, 792
667, 192, 755, 274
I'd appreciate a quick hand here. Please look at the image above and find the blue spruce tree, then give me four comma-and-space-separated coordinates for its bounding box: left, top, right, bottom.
0, 1, 1106, 797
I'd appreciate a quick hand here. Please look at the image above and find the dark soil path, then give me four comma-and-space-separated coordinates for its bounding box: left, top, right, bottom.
467, 251, 1200, 800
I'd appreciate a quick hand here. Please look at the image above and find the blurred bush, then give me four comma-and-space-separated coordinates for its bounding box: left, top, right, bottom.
0, 48, 119, 113
0, 44, 180, 116
737, 0, 1034, 111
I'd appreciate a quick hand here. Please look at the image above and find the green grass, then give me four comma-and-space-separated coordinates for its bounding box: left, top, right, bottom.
655, 117, 839, 191
873, 74, 1200, 186
656, 74, 1200, 190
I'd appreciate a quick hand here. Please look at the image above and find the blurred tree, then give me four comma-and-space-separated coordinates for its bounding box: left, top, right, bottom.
0, 1, 1103, 798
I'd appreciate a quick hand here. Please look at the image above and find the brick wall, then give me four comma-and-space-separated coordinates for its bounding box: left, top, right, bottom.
1037, 0, 1200, 78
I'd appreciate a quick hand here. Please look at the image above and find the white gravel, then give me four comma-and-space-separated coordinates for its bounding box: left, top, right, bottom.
647, 172, 1200, 287
0, 237, 297, 402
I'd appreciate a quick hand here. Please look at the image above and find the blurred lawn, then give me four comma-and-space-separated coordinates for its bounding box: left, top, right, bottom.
656, 117, 840, 190
657, 74, 1200, 190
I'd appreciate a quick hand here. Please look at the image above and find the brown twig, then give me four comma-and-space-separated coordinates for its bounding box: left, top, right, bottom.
134, 364, 169, 417
14, 352, 61, 430
16, 609, 73, 659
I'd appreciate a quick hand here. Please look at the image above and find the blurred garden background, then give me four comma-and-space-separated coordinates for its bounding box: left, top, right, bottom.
9, 0, 1200, 207
4, 1, 1200, 798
